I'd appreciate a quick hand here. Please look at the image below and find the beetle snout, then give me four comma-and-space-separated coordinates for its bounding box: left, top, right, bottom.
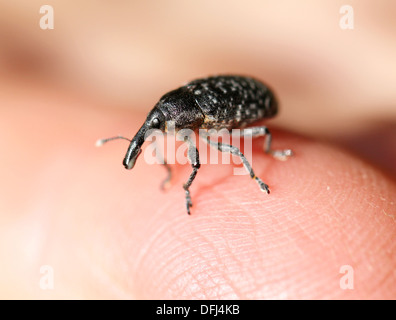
123, 159, 133, 170
123, 148, 142, 170
122, 124, 146, 170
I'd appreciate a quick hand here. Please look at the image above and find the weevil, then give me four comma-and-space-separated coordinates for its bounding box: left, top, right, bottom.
97, 75, 293, 214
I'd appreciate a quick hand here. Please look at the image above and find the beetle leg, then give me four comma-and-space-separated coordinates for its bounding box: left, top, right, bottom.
183, 136, 200, 215
235, 126, 293, 161
154, 144, 172, 190
160, 161, 172, 191
202, 133, 270, 194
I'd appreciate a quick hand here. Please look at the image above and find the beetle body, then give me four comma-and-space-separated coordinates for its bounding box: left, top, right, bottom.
156, 75, 278, 131
98, 75, 292, 215
123, 75, 278, 169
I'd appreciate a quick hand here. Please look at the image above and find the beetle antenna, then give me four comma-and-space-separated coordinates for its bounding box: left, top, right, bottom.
96, 136, 132, 147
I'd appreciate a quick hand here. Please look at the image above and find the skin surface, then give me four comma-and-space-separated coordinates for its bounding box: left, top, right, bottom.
0, 81, 395, 299
0, 0, 396, 299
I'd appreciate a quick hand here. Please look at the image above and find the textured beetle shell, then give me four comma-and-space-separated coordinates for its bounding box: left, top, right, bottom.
185, 75, 278, 129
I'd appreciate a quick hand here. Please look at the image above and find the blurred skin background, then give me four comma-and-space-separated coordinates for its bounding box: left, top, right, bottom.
0, 0, 395, 299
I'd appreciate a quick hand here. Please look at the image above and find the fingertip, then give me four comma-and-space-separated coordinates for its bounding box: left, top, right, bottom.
111, 129, 396, 299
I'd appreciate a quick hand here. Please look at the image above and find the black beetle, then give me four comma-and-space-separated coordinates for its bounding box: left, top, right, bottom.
97, 75, 293, 214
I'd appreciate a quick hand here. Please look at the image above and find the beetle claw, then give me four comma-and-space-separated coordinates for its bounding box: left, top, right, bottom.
269, 149, 294, 161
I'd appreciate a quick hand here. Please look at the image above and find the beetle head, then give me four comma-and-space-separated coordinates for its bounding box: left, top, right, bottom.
122, 108, 165, 170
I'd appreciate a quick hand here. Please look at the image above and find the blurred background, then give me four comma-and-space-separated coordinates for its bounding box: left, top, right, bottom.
0, 0, 395, 298
1, 0, 395, 173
